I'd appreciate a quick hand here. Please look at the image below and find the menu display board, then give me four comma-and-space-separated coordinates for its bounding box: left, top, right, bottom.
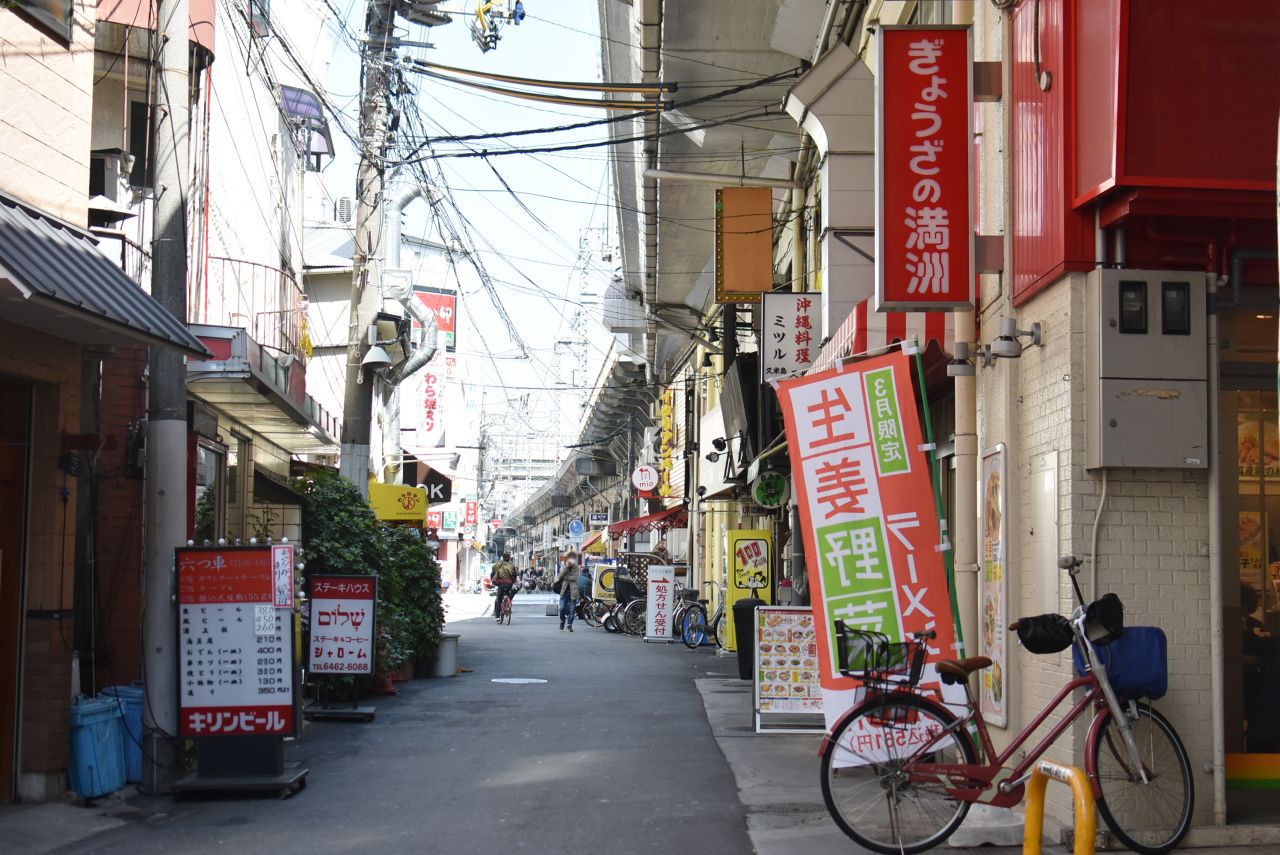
177, 547, 295, 737
753, 606, 824, 733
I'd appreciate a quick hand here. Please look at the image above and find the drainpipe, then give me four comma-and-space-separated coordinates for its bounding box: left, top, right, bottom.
1207, 272, 1226, 826
1216, 249, 1279, 310
380, 180, 440, 481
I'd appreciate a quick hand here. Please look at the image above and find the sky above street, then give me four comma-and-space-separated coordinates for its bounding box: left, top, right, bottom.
321, 0, 625, 445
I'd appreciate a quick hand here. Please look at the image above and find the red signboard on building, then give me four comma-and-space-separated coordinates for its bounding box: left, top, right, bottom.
177, 547, 295, 737
414, 287, 457, 351
875, 26, 973, 312
465, 501, 477, 526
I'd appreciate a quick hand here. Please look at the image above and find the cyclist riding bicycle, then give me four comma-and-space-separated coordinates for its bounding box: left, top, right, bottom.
490, 553, 517, 622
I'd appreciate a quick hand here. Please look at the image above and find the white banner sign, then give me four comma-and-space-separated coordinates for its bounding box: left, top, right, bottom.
308, 575, 377, 675
644, 566, 676, 642
761, 292, 819, 379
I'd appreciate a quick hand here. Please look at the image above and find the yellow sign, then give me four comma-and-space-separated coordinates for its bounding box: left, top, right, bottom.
658, 386, 675, 497
368, 481, 428, 523
582, 531, 607, 555
724, 529, 773, 651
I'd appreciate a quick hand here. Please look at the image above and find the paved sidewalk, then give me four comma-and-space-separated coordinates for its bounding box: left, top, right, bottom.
695, 672, 1273, 855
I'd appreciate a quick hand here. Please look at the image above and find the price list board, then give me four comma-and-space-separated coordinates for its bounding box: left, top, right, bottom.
177, 547, 295, 738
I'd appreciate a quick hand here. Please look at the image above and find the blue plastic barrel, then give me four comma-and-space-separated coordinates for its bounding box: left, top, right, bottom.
69, 696, 125, 798
99, 685, 144, 782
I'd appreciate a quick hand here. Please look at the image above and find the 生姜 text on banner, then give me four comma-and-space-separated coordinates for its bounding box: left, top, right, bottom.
777, 351, 961, 738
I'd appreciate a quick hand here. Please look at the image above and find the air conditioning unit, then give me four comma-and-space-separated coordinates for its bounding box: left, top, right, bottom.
336, 196, 353, 223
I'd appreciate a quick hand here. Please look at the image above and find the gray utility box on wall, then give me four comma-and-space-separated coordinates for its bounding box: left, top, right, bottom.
1085, 268, 1208, 470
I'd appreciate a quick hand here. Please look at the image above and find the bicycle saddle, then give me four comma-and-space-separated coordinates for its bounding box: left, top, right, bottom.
936, 657, 993, 684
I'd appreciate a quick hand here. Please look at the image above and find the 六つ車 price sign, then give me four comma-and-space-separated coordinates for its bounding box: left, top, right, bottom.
308, 575, 377, 674
177, 547, 295, 737
777, 351, 961, 730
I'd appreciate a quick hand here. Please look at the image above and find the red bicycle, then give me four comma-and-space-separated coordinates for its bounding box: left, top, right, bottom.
819, 556, 1192, 855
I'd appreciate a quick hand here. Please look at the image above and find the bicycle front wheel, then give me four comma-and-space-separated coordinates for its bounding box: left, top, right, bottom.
710, 611, 725, 649
1091, 703, 1193, 855
582, 599, 606, 628
821, 693, 975, 855
622, 599, 646, 635
682, 604, 708, 649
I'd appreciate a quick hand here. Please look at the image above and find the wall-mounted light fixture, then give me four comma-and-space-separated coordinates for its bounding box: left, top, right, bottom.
988, 317, 1043, 360
946, 341, 976, 377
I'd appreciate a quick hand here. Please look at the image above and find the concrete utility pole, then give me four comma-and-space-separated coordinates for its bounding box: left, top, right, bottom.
141, 0, 190, 795
340, 0, 397, 497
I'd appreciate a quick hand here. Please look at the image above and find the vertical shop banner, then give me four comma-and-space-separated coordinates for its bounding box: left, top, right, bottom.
271, 544, 294, 608
723, 530, 774, 652
414, 287, 457, 351
658, 387, 676, 498
177, 547, 294, 737
980, 445, 1008, 726
875, 26, 973, 311
308, 575, 377, 675
645, 566, 676, 641
761, 292, 819, 379
777, 351, 960, 730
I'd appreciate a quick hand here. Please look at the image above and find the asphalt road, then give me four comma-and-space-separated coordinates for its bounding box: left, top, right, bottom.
48, 593, 752, 854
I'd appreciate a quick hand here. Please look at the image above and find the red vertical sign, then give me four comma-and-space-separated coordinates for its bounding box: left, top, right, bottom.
465, 501, 477, 526
876, 26, 973, 311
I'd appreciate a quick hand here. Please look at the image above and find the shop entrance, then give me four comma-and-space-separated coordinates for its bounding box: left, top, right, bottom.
1220, 300, 1280, 819
0, 377, 32, 802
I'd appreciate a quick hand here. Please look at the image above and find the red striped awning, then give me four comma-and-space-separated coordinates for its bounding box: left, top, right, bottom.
809, 300, 954, 374
607, 506, 688, 540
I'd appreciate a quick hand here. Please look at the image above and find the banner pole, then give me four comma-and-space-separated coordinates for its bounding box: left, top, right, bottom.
912, 342, 965, 655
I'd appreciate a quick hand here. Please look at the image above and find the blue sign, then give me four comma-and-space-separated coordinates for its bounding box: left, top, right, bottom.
568, 518, 585, 537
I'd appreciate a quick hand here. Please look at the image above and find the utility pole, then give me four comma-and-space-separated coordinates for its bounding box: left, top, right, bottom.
339, 0, 397, 497
141, 0, 189, 795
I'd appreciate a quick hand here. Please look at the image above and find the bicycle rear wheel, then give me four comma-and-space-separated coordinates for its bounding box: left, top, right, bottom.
710, 610, 725, 649
681, 604, 708, 649
1090, 703, 1193, 855
501, 597, 512, 625
622, 599, 646, 635
820, 693, 975, 855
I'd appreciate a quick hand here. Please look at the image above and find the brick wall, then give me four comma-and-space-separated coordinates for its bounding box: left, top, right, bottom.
20, 616, 72, 774
986, 275, 1214, 826
93, 346, 148, 686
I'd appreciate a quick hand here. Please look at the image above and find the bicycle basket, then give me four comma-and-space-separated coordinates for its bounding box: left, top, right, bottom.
1074, 625, 1167, 700
834, 621, 925, 688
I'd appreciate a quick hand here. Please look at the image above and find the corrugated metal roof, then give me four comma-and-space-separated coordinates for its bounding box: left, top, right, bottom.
0, 191, 210, 357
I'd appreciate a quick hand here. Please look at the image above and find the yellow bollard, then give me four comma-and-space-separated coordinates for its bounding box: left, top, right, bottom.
1023, 760, 1097, 855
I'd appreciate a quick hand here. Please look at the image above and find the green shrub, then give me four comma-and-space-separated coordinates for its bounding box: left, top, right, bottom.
296, 470, 444, 672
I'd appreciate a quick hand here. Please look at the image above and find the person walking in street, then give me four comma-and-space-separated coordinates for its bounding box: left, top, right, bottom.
490, 553, 518, 622
555, 552, 579, 631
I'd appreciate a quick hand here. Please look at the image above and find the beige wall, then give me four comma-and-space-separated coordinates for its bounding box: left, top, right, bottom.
0, 1, 95, 224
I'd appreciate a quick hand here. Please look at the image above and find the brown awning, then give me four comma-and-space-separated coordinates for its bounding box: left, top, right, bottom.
607, 506, 688, 540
